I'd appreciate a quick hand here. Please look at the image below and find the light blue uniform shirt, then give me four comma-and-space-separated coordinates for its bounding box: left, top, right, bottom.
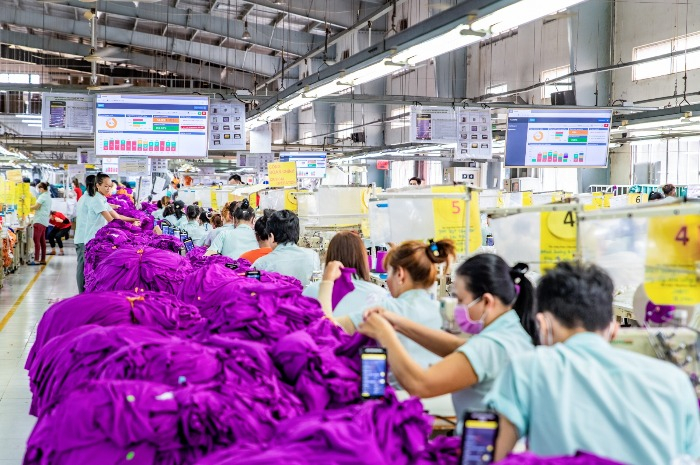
180, 220, 207, 247
348, 289, 442, 370
303, 278, 389, 318
486, 332, 700, 465
82, 193, 113, 245
33, 192, 52, 226
73, 195, 89, 245
152, 208, 165, 220
203, 224, 234, 247
253, 242, 321, 286
164, 214, 186, 228
452, 310, 533, 425
207, 224, 259, 259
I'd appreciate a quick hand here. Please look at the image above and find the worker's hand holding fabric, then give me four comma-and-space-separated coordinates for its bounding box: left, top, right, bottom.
358, 312, 396, 344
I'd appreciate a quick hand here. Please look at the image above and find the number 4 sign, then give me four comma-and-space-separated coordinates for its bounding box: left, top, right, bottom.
645, 215, 700, 305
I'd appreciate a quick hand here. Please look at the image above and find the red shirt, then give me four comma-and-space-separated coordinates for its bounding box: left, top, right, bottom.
239, 247, 272, 264
74, 187, 82, 200
49, 211, 71, 229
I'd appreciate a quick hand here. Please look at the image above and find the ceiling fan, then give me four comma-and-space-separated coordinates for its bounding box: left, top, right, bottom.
85, 14, 133, 91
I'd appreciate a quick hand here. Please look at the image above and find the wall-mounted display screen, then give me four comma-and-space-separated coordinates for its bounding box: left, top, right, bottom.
279, 152, 327, 178
505, 109, 611, 167
95, 94, 209, 158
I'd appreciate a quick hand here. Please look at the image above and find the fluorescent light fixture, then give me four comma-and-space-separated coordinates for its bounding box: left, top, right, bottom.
624, 118, 693, 130
338, 60, 394, 87
28, 123, 42, 127
14, 114, 41, 119
388, 25, 482, 65
21, 119, 41, 124
471, 0, 587, 36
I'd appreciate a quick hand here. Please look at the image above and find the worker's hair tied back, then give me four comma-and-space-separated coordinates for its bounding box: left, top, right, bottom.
424, 239, 456, 265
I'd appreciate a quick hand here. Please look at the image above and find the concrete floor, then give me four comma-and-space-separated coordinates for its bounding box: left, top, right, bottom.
0, 245, 78, 465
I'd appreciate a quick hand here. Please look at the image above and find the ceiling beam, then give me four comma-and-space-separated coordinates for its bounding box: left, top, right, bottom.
238, 3, 254, 20
2, 8, 281, 76
48, 0, 323, 57
0, 31, 257, 90
302, 21, 321, 33
241, 0, 349, 29
271, 12, 287, 28
257, 0, 409, 90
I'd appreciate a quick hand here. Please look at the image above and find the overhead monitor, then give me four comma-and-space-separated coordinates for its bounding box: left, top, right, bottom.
95, 94, 209, 158
505, 109, 612, 167
279, 152, 327, 178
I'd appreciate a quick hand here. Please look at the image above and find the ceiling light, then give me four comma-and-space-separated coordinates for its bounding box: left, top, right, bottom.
471, 0, 587, 36
242, 21, 252, 41
14, 114, 41, 119
389, 25, 481, 65
28, 123, 42, 127
83, 8, 96, 20
623, 117, 700, 130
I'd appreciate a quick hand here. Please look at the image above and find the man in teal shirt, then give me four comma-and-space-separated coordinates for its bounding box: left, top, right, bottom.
486, 262, 700, 465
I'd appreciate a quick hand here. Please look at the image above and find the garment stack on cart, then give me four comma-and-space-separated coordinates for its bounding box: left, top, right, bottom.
22, 193, 461, 465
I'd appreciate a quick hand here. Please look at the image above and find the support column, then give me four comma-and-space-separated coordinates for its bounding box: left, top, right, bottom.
569, 0, 613, 191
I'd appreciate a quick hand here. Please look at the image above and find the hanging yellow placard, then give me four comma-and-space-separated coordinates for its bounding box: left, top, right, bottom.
628, 193, 646, 205
248, 193, 258, 209
268, 161, 298, 187
540, 210, 578, 272
6, 169, 21, 183
431, 186, 481, 255
603, 193, 612, 208
644, 214, 700, 305
496, 191, 505, 208
522, 192, 533, 206
210, 187, 220, 210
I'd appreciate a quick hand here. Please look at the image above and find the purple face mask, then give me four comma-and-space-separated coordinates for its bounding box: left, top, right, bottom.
453, 297, 484, 334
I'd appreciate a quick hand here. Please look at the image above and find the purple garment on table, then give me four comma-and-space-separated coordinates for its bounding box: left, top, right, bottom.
141, 202, 159, 214
148, 234, 184, 253
25, 380, 272, 465
332, 267, 356, 310
186, 246, 247, 270
26, 291, 204, 371
194, 391, 435, 465
87, 246, 193, 294
270, 329, 361, 412
497, 452, 628, 465
28, 325, 176, 417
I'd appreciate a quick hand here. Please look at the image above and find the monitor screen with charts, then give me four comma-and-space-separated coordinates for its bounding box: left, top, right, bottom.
279, 152, 327, 178
95, 94, 209, 158
505, 109, 612, 167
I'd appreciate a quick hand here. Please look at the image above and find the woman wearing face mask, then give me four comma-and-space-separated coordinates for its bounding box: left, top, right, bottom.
358, 254, 537, 425
319, 240, 455, 370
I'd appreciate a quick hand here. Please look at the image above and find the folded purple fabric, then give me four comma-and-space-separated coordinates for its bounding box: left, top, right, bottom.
87, 246, 193, 294
186, 247, 247, 270
26, 291, 204, 371
147, 234, 184, 254
25, 380, 272, 465
332, 267, 356, 310
28, 325, 176, 416
141, 202, 159, 214
194, 392, 434, 465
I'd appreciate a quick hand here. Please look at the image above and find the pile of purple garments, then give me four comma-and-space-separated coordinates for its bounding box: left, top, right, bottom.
25, 203, 463, 465
497, 453, 626, 465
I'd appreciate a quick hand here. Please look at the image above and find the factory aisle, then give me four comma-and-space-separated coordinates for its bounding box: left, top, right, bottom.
0, 247, 78, 465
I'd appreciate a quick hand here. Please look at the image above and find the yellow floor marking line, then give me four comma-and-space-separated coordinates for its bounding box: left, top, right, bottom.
0, 257, 53, 332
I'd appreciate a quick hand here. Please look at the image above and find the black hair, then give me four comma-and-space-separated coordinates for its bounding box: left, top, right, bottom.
229, 174, 242, 182
456, 254, 538, 345
157, 200, 163, 209
536, 262, 614, 332
163, 205, 175, 217
233, 199, 255, 223
37, 182, 49, 191
662, 184, 676, 196
85, 175, 96, 193
88, 173, 110, 197
254, 209, 274, 241
186, 204, 200, 221
649, 191, 665, 201
199, 211, 210, 224
172, 200, 186, 219
265, 209, 300, 245
409, 177, 422, 185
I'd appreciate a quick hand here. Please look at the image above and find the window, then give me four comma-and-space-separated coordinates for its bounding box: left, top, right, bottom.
337, 121, 354, 140
486, 83, 507, 95
390, 107, 409, 129
0, 73, 40, 84
633, 32, 700, 80
303, 131, 313, 144
541, 65, 572, 99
